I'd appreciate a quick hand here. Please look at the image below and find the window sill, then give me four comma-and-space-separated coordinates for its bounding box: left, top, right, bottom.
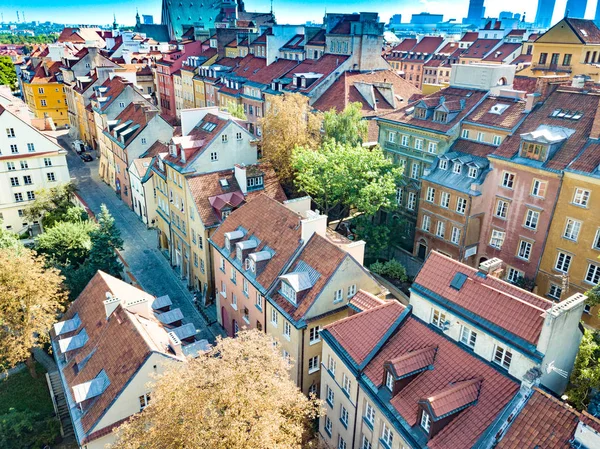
379, 439, 392, 449
333, 299, 344, 305
230, 303, 238, 311
324, 427, 332, 438
339, 418, 348, 429
363, 416, 374, 431
308, 367, 320, 374
309, 339, 321, 346
326, 399, 334, 408
570, 202, 589, 209
270, 322, 278, 328
255, 304, 263, 312
283, 334, 291, 342
242, 316, 250, 325
220, 291, 226, 298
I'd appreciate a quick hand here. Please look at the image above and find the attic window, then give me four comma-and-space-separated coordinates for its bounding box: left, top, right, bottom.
414, 107, 427, 119
489, 104, 509, 115
521, 142, 548, 161
385, 370, 394, 391
434, 111, 447, 123
219, 178, 229, 187
439, 159, 448, 170
247, 176, 263, 190
421, 410, 432, 433
280, 281, 297, 304
450, 272, 468, 290
202, 122, 217, 132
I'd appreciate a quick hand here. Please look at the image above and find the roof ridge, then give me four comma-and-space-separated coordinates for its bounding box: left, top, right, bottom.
324, 300, 403, 331
426, 376, 484, 401
388, 344, 438, 364
477, 281, 549, 312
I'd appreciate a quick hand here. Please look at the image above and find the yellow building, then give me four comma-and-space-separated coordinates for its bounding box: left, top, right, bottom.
192, 76, 207, 108
180, 65, 197, 110
21, 60, 69, 127
537, 144, 600, 328
520, 17, 600, 80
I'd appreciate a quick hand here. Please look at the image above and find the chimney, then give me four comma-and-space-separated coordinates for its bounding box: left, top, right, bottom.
300, 210, 327, 243
104, 292, 121, 318
168, 332, 184, 358
524, 93, 539, 113
590, 103, 600, 140
234, 164, 247, 194
571, 75, 585, 89
478, 258, 503, 277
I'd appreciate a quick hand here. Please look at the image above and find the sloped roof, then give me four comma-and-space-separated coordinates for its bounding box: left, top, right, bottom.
412, 36, 445, 54
377, 87, 488, 134
270, 233, 348, 322
567, 140, 600, 174
52, 272, 181, 438
108, 102, 159, 147
413, 251, 553, 346
284, 54, 348, 94
211, 194, 303, 291
187, 163, 286, 227
306, 29, 326, 46
460, 32, 479, 43
465, 96, 526, 129
392, 38, 417, 52
325, 300, 519, 449
481, 43, 521, 62
492, 88, 600, 170
496, 389, 600, 448
422, 377, 482, 419
348, 289, 386, 312
564, 18, 600, 44
460, 39, 501, 59
30, 60, 63, 84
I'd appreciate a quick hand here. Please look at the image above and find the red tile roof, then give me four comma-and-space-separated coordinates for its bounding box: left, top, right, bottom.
460, 39, 501, 59
349, 289, 386, 312
496, 389, 600, 448
492, 88, 600, 170
284, 54, 348, 93
412, 36, 445, 55
511, 54, 532, 65
460, 32, 479, 43
246, 58, 299, 85
325, 301, 405, 365
326, 300, 520, 449
109, 102, 159, 147
329, 21, 352, 35
306, 29, 326, 46
568, 140, 600, 173
507, 29, 526, 37
388, 345, 437, 378
377, 87, 488, 134
211, 194, 303, 291
512, 75, 537, 93
465, 96, 527, 129
52, 272, 182, 438
423, 377, 482, 418
481, 43, 521, 62
436, 41, 460, 55
447, 139, 498, 158
392, 38, 417, 52
564, 18, 600, 44
30, 60, 63, 84
413, 251, 553, 345
187, 164, 286, 227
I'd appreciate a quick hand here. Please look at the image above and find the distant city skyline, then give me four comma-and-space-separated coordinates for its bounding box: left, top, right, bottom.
0, 0, 598, 28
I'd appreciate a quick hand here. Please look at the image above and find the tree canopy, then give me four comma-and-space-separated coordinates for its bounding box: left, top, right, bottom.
85, 205, 124, 278
323, 102, 368, 146
292, 141, 402, 221
34, 220, 97, 266
0, 247, 66, 377
566, 329, 600, 411
110, 330, 322, 449
260, 93, 322, 185
24, 182, 81, 229
0, 57, 17, 91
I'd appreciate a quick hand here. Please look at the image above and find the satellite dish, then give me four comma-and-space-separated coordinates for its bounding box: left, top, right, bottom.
546, 361, 569, 378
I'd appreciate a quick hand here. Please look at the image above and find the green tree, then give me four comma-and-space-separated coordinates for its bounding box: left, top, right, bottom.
0, 408, 60, 449
85, 205, 124, 278
225, 101, 247, 120
0, 57, 17, 91
323, 102, 368, 146
24, 182, 80, 228
586, 284, 600, 309
566, 329, 600, 410
0, 247, 66, 377
0, 222, 21, 251
292, 141, 402, 223
34, 220, 97, 266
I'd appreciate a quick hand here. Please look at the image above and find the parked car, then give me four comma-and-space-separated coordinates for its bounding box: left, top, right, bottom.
80, 153, 93, 162
72, 140, 85, 154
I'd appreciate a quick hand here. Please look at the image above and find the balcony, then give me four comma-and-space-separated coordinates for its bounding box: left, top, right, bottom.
531, 62, 572, 73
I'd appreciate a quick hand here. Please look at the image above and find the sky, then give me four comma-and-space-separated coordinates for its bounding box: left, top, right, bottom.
0, 0, 598, 28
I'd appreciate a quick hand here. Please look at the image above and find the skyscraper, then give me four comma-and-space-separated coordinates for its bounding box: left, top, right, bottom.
535, 0, 557, 28
596, 0, 600, 24
464, 0, 485, 25
565, 0, 588, 18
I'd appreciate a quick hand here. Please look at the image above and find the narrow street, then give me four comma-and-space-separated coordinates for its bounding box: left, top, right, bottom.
58, 133, 223, 343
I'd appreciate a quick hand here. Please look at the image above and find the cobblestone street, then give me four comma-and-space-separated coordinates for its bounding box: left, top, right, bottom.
58, 133, 224, 342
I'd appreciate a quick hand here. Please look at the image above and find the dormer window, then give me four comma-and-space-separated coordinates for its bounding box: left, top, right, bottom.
247, 176, 263, 190
245, 258, 256, 272
225, 236, 231, 250
439, 159, 448, 170
521, 142, 547, 161
280, 281, 297, 304
468, 166, 478, 178
434, 111, 447, 122
420, 410, 432, 432
452, 162, 461, 174
414, 107, 427, 119
385, 370, 394, 391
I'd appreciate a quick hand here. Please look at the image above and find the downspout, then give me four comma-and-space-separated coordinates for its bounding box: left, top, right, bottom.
299, 328, 305, 392
461, 193, 474, 262
351, 375, 360, 449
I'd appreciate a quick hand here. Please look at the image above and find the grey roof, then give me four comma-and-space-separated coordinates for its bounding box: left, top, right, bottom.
423, 150, 490, 196
134, 24, 170, 42
279, 260, 321, 291
172, 323, 196, 340
72, 370, 110, 403
161, 1, 222, 40
157, 308, 184, 325
152, 295, 172, 310
58, 328, 89, 353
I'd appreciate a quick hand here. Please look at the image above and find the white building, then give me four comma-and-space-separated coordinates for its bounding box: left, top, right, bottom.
0, 91, 70, 233
409, 252, 586, 395
51, 271, 209, 449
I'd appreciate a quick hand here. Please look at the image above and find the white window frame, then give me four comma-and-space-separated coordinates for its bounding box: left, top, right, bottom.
531, 179, 546, 198
524, 209, 539, 230
460, 326, 477, 348
461, 129, 469, 139
271, 308, 278, 327
563, 218, 582, 241
431, 308, 446, 329
385, 371, 394, 391
517, 240, 532, 261
420, 411, 431, 432
436, 220, 445, 238
309, 326, 321, 344
422, 215, 431, 232
501, 171, 515, 189
426, 187, 435, 203
308, 355, 320, 374
283, 321, 291, 339
440, 191, 450, 208
407, 192, 417, 211
585, 263, 600, 285
490, 229, 505, 249
555, 251, 572, 273
381, 423, 394, 446
548, 283, 562, 300
573, 188, 590, 207
493, 345, 513, 370
493, 135, 502, 145
451, 226, 461, 244
456, 197, 467, 214
427, 141, 437, 153
495, 199, 509, 219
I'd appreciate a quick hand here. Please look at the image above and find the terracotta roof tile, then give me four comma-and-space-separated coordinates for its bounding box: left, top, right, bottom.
388, 345, 437, 378
460, 32, 479, 43
481, 43, 521, 62
423, 377, 482, 418
327, 300, 519, 449
377, 87, 488, 134
564, 18, 600, 44
413, 252, 553, 345
568, 140, 600, 173
460, 39, 501, 59
284, 54, 348, 93
187, 163, 286, 228
211, 194, 303, 291
306, 29, 326, 46
465, 96, 526, 129
392, 38, 417, 52
412, 36, 445, 54
512, 75, 537, 94
349, 289, 386, 311
492, 88, 600, 170
496, 389, 600, 448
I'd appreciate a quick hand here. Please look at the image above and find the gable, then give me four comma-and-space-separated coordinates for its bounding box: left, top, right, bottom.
536, 20, 584, 45
305, 256, 381, 320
